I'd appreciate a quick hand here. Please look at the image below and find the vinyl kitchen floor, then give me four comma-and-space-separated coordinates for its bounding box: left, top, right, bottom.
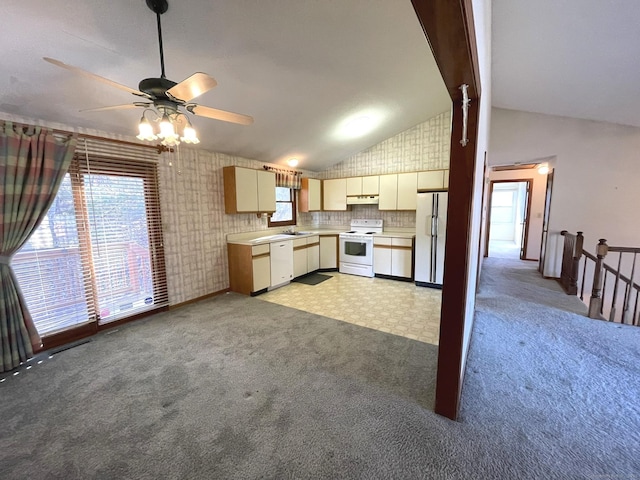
257, 272, 442, 345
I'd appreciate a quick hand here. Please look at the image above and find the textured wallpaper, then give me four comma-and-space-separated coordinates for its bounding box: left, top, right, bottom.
310, 110, 451, 229
157, 109, 451, 305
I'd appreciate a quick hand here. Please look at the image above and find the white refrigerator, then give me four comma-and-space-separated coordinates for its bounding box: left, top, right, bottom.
415, 191, 448, 288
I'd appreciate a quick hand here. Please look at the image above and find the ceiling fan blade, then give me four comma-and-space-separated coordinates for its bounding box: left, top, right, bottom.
80, 103, 150, 113
43, 57, 150, 98
166, 73, 217, 103
187, 104, 254, 125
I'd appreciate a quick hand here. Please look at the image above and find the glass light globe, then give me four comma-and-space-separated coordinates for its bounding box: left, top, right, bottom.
136, 118, 157, 141
181, 125, 200, 144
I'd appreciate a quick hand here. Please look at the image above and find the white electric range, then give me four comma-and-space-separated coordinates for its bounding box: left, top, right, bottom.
339, 219, 383, 277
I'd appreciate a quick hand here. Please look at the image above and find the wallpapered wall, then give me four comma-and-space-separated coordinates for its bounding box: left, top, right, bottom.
310, 110, 451, 228
158, 109, 451, 304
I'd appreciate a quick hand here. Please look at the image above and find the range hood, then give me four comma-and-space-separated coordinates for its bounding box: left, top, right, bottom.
346, 195, 379, 205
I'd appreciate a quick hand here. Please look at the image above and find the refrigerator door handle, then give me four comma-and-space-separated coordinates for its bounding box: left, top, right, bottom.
425, 215, 433, 237
431, 216, 438, 237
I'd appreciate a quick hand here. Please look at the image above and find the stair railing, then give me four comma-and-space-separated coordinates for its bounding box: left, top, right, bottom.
560, 232, 640, 326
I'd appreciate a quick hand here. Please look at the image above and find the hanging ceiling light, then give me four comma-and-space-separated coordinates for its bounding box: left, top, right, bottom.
136, 106, 200, 147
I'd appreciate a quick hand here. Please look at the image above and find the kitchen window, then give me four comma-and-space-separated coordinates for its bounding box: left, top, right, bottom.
268, 187, 297, 227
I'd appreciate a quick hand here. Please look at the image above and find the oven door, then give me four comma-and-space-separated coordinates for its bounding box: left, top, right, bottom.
339, 237, 372, 265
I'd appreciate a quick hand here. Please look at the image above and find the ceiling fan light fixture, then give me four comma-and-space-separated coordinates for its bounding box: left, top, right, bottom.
181, 124, 200, 144
158, 112, 175, 139
137, 116, 157, 141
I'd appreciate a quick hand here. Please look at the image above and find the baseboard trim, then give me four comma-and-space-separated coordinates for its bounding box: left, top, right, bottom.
169, 288, 230, 310
415, 280, 444, 290
375, 273, 413, 283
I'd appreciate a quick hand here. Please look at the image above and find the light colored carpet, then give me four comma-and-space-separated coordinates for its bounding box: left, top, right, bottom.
461, 257, 640, 478
1, 257, 638, 479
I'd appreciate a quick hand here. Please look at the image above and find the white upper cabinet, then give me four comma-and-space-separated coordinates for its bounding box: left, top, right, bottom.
418, 170, 447, 190
323, 178, 348, 211
362, 176, 379, 195
224, 166, 276, 214
346, 177, 362, 196
397, 172, 417, 210
257, 170, 276, 212
346, 175, 379, 197
378, 174, 398, 210
299, 178, 322, 212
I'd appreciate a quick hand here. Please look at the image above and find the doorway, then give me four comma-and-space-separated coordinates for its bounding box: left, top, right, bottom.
486, 180, 532, 260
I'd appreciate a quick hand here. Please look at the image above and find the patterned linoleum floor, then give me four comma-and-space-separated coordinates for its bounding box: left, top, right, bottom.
257, 272, 442, 345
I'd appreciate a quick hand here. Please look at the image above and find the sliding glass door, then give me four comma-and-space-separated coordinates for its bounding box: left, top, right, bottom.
12, 139, 167, 339
83, 173, 154, 324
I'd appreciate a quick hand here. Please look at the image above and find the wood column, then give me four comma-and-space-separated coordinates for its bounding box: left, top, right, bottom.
411, 0, 481, 420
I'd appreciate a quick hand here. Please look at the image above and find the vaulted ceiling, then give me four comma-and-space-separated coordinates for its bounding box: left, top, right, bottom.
492, 0, 640, 129
0, 0, 450, 171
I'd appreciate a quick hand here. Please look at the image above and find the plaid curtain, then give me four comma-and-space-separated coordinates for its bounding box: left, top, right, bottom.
263, 166, 302, 189
0, 122, 77, 372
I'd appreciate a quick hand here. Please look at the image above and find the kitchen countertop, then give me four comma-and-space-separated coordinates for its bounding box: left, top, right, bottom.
227, 228, 344, 246
227, 226, 415, 246
374, 231, 415, 239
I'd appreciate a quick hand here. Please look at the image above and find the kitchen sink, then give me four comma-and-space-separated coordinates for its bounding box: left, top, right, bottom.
250, 234, 293, 243
249, 231, 316, 243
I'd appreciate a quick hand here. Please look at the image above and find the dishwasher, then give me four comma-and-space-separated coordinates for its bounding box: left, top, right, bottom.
270, 240, 293, 288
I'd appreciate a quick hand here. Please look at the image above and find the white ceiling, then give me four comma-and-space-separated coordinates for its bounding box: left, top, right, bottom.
492, 0, 640, 128
0, 0, 450, 172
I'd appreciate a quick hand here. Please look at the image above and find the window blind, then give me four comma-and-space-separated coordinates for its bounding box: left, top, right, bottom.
14, 136, 168, 335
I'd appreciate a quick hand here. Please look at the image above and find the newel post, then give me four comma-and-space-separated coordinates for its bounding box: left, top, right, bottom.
588, 239, 608, 318
569, 232, 584, 295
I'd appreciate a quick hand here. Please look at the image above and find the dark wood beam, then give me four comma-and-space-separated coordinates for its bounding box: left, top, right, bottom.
411, 0, 482, 420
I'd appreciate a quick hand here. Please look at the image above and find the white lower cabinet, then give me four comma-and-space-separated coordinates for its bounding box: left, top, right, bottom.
391, 238, 413, 278
293, 238, 308, 278
373, 236, 414, 279
252, 254, 271, 292
270, 241, 293, 287
228, 243, 271, 295
307, 243, 320, 272
319, 235, 338, 269
373, 237, 392, 275
293, 235, 320, 278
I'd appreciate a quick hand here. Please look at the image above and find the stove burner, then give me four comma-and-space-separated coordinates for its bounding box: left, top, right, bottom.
365, 231, 375, 234
345, 230, 356, 234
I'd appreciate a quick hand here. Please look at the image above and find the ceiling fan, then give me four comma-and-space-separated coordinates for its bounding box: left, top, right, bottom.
44, 0, 253, 145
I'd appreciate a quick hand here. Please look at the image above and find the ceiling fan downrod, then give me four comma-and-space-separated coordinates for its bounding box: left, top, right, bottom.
146, 0, 169, 79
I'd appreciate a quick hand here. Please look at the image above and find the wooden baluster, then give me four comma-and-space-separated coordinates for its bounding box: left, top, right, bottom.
580, 258, 588, 301
601, 273, 608, 315
621, 253, 637, 325
588, 239, 608, 319
560, 231, 576, 294
609, 253, 624, 322
633, 288, 639, 327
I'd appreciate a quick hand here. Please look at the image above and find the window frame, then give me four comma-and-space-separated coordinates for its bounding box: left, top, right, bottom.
13, 136, 168, 351
268, 187, 297, 227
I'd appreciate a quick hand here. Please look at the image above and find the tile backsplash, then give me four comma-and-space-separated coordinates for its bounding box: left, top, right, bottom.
311, 109, 451, 230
